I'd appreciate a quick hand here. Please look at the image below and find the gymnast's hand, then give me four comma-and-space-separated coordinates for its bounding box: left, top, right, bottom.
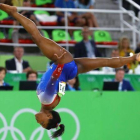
54, 48, 66, 62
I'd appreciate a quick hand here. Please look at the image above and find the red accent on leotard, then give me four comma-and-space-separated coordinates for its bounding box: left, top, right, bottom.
52, 64, 64, 79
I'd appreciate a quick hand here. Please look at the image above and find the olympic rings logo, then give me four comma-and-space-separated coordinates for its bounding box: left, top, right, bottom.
0, 108, 80, 140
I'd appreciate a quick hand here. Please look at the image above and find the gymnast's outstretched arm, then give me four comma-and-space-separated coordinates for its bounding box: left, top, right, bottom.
0, 4, 73, 64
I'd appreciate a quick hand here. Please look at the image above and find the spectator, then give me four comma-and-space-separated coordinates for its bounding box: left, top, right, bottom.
26, 70, 38, 87
55, 0, 86, 27
12, 0, 42, 44
5, 47, 31, 73
74, 26, 101, 58
66, 76, 81, 91
113, 68, 134, 91
0, 67, 10, 86
118, 37, 134, 57
74, 0, 98, 27
118, 37, 135, 70
26, 70, 38, 81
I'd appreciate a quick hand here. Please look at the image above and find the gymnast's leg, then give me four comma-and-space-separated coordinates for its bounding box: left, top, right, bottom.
74, 54, 140, 74
0, 4, 73, 64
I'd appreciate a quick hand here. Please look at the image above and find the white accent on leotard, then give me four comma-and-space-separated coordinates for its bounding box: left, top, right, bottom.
37, 91, 57, 105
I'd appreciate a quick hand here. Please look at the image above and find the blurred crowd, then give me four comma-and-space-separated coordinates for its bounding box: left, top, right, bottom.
0, 0, 140, 92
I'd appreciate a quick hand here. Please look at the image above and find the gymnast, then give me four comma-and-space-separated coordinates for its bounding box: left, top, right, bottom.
0, 3, 140, 138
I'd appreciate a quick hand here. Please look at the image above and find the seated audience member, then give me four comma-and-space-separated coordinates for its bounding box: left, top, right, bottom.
118, 37, 134, 57
66, 76, 81, 91
5, 47, 31, 73
26, 70, 38, 81
74, 0, 98, 27
118, 37, 135, 70
55, 0, 86, 27
74, 26, 101, 58
113, 68, 134, 91
26, 70, 38, 87
0, 67, 10, 86
12, 0, 42, 44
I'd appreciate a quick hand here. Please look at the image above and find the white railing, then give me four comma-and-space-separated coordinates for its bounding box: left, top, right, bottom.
0, 25, 133, 31
119, 0, 140, 44
126, 0, 140, 10
0, 7, 138, 50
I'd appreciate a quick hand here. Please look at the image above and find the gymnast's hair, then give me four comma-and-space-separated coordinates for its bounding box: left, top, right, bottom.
46, 110, 65, 138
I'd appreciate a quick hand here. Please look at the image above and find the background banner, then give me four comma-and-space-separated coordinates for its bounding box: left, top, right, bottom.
0, 91, 140, 140
4, 73, 140, 91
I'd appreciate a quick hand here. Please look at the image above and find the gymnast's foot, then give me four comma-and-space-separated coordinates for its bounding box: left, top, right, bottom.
0, 3, 17, 15
136, 53, 140, 62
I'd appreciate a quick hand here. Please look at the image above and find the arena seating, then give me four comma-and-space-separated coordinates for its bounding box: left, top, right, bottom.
34, 10, 57, 26
31, 0, 54, 7
0, 29, 118, 45
0, 5, 118, 46
0, 9, 9, 21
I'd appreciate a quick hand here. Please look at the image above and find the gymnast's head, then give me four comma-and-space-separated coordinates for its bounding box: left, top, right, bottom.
35, 110, 65, 138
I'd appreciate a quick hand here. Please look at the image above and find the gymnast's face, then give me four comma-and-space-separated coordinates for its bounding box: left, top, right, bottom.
35, 112, 53, 128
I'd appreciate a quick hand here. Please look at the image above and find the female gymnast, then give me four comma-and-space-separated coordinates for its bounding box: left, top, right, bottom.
0, 3, 140, 138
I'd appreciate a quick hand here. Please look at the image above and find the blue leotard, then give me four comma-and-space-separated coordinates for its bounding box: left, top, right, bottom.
36, 60, 78, 105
